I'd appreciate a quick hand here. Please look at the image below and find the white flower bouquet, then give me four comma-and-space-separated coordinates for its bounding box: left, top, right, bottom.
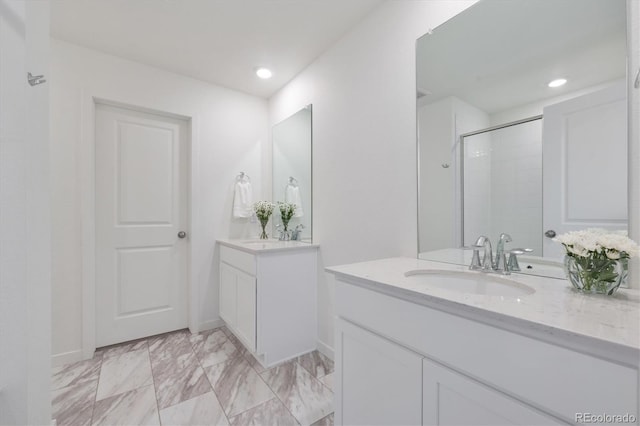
253, 201, 275, 239
277, 202, 296, 231
553, 229, 639, 294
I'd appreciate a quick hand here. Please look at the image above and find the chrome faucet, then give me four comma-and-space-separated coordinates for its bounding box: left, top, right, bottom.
494, 233, 512, 271
470, 235, 493, 272
276, 224, 290, 241
291, 224, 305, 241
469, 233, 530, 275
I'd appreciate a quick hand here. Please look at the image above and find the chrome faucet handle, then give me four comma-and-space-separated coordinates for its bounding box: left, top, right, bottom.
507, 248, 526, 272
465, 245, 484, 270
473, 236, 493, 272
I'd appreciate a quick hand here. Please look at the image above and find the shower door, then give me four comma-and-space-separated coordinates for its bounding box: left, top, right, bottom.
462, 118, 543, 255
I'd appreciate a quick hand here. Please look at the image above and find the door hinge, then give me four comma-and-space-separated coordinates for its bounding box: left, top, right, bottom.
27, 72, 46, 86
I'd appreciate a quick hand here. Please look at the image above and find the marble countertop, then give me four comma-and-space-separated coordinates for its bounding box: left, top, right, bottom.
327, 257, 640, 357
217, 238, 318, 254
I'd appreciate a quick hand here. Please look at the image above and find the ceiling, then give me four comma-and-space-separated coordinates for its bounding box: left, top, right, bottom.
416, 0, 626, 114
50, 0, 385, 98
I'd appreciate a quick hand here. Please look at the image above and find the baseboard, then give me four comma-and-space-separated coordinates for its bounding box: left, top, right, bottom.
194, 318, 225, 334
55, 322, 227, 367
316, 339, 334, 361
51, 349, 84, 367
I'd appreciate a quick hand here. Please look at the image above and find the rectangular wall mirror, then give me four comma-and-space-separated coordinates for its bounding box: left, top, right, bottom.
417, 0, 630, 269
272, 105, 313, 242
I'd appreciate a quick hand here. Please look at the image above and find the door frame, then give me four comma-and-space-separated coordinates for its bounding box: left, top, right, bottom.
80, 94, 199, 359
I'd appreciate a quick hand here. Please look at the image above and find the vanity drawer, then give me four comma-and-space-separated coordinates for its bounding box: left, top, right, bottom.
220, 245, 256, 276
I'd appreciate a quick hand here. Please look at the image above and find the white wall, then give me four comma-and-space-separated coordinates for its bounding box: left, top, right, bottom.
50, 39, 269, 363
0, 1, 51, 423
0, 3, 29, 421
418, 97, 455, 251
268, 0, 477, 356
627, 0, 640, 288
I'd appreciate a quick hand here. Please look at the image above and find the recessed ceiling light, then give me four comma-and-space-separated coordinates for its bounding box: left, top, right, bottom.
548, 78, 567, 88
256, 68, 272, 79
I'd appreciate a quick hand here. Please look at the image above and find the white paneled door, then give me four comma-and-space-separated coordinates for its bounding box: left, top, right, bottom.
542, 81, 627, 259
95, 104, 188, 347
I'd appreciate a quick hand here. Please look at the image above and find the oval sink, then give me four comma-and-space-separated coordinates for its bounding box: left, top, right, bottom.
404, 269, 535, 297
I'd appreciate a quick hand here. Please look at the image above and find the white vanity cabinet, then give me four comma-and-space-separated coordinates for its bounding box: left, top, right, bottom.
332, 270, 639, 426
336, 317, 558, 426
218, 240, 318, 367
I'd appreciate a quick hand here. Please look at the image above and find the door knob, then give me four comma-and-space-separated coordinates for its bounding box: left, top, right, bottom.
178, 231, 187, 239
544, 230, 556, 238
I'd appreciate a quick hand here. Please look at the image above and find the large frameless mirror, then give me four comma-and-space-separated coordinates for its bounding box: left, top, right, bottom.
272, 105, 313, 242
417, 0, 629, 270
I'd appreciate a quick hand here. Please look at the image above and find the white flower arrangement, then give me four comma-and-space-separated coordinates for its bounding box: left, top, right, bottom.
277, 202, 296, 231
554, 229, 638, 294
253, 201, 275, 239
253, 201, 275, 222
553, 228, 639, 260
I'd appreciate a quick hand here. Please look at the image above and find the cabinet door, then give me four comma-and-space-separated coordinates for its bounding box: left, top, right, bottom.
336, 319, 422, 426
423, 358, 562, 425
219, 262, 237, 326
235, 269, 256, 352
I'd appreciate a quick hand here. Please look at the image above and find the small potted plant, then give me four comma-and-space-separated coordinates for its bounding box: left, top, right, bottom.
253, 201, 275, 240
554, 229, 639, 295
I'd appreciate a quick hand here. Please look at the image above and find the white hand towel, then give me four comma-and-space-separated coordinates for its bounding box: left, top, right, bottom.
285, 184, 304, 217
233, 181, 253, 218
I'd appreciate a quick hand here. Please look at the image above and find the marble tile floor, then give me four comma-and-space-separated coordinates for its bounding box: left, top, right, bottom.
51, 327, 335, 426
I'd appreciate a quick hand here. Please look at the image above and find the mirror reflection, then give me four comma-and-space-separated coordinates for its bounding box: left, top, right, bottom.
462, 117, 543, 254
272, 105, 312, 242
417, 0, 628, 263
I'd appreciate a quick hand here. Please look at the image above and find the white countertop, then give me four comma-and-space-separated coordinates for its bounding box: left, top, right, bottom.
327, 257, 640, 358
217, 238, 318, 254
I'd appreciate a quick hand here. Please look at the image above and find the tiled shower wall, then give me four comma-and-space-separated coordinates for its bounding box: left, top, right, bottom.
489, 119, 542, 254
463, 119, 542, 254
